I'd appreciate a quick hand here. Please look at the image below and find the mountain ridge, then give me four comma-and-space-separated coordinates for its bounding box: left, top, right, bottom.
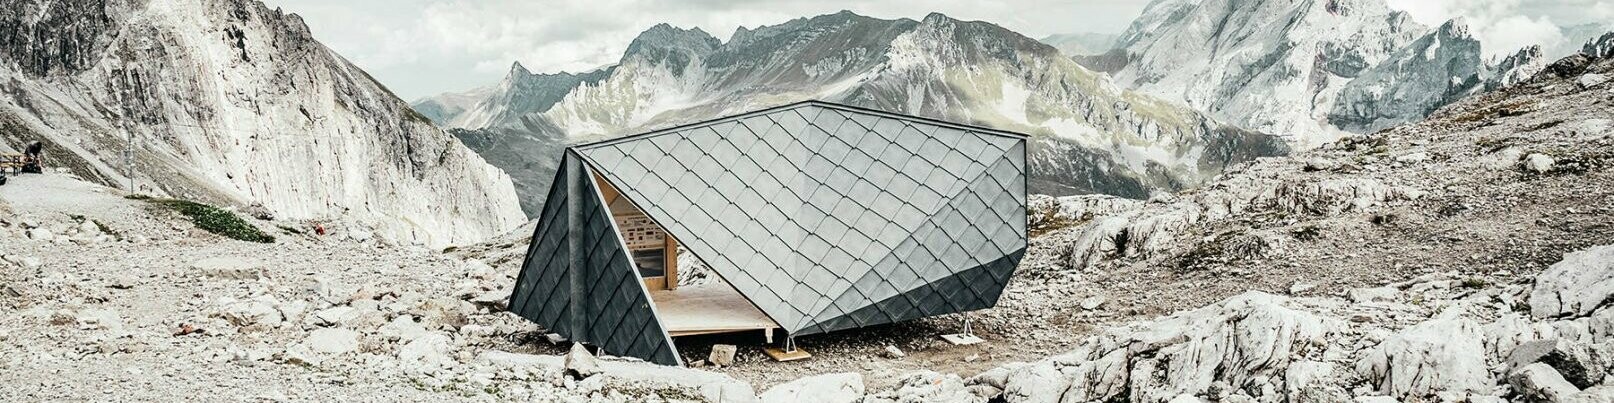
416, 10, 1288, 215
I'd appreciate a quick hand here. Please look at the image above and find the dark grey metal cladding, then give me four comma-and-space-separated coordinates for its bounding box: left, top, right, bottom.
510, 152, 681, 365
576, 101, 1029, 335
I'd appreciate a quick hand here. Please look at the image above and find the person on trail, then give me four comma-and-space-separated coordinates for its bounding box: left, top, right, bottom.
21, 142, 43, 174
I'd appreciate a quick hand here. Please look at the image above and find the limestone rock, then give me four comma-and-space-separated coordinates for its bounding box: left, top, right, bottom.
1510, 363, 1581, 403
1080, 296, 1107, 310
709, 344, 737, 367
1347, 287, 1399, 304
760, 372, 864, 403
1530, 245, 1614, 319
1579, 73, 1609, 89
1506, 338, 1612, 389
304, 328, 361, 355
1001, 362, 1066, 403
1356, 309, 1491, 399
74, 309, 123, 332
883, 345, 906, 359
221, 296, 284, 328
885, 371, 980, 403
398, 332, 455, 369
564, 343, 601, 379
192, 257, 264, 280
1523, 154, 1557, 174
378, 315, 430, 342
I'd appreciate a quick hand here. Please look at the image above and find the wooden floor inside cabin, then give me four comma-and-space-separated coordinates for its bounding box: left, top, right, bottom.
650, 283, 779, 338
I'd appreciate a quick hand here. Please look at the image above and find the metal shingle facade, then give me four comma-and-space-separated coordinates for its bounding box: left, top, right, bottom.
510, 152, 682, 365
574, 101, 1027, 336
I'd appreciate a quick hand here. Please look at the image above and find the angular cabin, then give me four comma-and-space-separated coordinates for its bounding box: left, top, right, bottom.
509, 101, 1029, 365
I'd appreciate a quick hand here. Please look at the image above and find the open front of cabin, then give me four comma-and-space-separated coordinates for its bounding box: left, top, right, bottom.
593, 173, 780, 342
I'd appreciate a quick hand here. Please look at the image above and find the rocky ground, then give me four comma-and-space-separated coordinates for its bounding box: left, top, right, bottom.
2, 41, 1613, 403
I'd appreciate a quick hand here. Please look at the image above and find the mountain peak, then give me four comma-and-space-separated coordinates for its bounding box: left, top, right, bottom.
624, 23, 720, 61
508, 61, 532, 78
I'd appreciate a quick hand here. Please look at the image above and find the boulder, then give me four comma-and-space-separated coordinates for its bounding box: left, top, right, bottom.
192, 257, 264, 280
760, 373, 864, 403
1506, 338, 1612, 388
1356, 309, 1491, 399
885, 371, 981, 403
221, 296, 284, 328
1001, 363, 1067, 403
1530, 245, 1614, 318
1578, 73, 1609, 89
1509, 363, 1580, 402
304, 328, 361, 355
398, 332, 455, 369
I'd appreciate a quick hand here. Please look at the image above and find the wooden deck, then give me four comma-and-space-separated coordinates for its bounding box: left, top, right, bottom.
650, 283, 778, 339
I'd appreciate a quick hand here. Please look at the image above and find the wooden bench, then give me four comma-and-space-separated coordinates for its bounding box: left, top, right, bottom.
0, 154, 24, 173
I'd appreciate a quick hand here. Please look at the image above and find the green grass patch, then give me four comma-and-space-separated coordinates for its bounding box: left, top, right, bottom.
148, 199, 275, 243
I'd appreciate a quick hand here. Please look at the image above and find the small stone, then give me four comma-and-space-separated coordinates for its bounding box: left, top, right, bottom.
545, 333, 567, 344
564, 343, 601, 379
709, 344, 737, 366
883, 345, 906, 359
1395, 152, 1430, 164
312, 306, 355, 326
1289, 283, 1316, 295
1523, 153, 1555, 174
1347, 287, 1398, 303
1080, 296, 1107, 310
25, 228, 53, 241
1303, 158, 1340, 172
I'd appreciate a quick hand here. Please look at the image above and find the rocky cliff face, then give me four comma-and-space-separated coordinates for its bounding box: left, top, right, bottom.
0, 0, 525, 247
416, 11, 1288, 215
1089, 0, 1544, 147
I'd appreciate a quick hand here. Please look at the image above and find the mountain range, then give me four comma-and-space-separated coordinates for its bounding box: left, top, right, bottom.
0, 0, 525, 247
1078, 0, 1554, 145
415, 11, 1289, 215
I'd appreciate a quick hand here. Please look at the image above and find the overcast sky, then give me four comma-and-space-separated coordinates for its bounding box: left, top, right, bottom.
259, 0, 1613, 101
